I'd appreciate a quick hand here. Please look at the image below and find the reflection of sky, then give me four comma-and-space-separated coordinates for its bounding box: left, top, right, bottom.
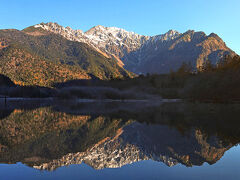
0, 145, 239, 180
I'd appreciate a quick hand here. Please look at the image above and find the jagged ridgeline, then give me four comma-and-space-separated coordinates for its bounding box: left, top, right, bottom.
0, 28, 133, 86
0, 22, 236, 86
29, 22, 235, 74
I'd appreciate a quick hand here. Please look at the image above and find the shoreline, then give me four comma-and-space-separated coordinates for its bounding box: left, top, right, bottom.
0, 97, 181, 103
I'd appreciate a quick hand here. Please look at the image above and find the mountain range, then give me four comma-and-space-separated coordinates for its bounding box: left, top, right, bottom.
0, 26, 132, 86
0, 22, 236, 86
29, 22, 236, 73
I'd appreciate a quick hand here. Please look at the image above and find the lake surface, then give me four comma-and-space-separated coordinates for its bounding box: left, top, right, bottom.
0, 99, 239, 180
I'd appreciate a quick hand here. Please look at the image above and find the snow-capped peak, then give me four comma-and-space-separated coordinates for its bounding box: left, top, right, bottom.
32, 22, 181, 63
152, 29, 180, 42
165, 30, 180, 39
34, 22, 86, 42
84, 25, 149, 51
86, 25, 144, 37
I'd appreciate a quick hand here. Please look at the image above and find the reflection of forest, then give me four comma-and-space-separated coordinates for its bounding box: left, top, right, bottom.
0, 100, 239, 170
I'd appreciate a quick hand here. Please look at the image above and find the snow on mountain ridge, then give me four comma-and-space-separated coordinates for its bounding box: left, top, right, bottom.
33, 22, 182, 67
84, 24, 150, 50
34, 22, 180, 50
34, 22, 87, 43
30, 22, 235, 74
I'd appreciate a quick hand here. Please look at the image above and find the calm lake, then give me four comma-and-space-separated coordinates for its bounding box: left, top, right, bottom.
0, 99, 239, 180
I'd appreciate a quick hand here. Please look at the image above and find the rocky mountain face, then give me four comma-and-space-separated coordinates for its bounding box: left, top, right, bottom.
130, 31, 235, 73
32, 23, 150, 67
0, 28, 132, 86
0, 22, 234, 86
31, 22, 235, 74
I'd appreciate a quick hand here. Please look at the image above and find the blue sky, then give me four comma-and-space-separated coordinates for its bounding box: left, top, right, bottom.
1, 0, 239, 53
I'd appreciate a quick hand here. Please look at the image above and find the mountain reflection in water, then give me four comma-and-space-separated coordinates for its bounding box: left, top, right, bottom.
0, 99, 239, 171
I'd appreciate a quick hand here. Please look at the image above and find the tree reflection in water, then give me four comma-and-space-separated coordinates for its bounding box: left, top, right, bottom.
0, 99, 239, 171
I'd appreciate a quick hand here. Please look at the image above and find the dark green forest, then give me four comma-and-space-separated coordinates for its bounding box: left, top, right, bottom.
0, 55, 240, 102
